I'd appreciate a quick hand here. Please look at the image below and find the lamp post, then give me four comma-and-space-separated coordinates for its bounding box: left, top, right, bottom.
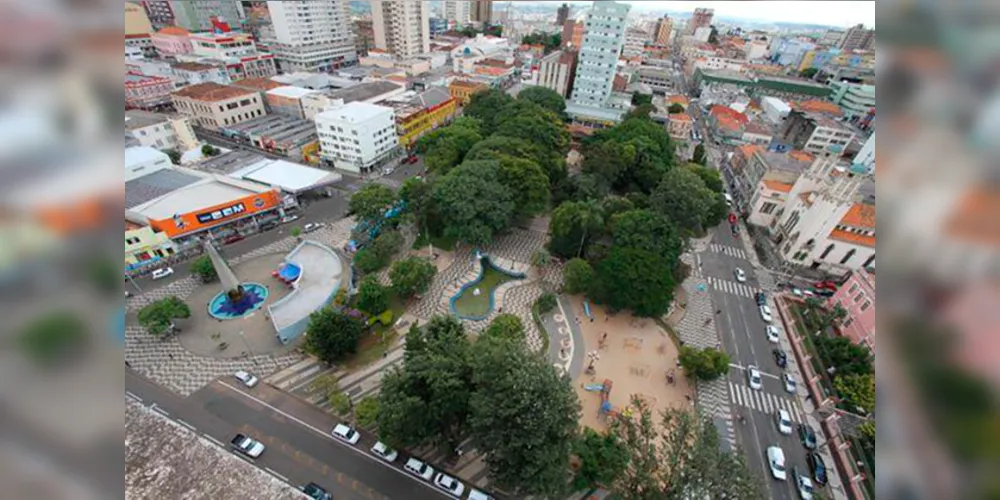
239, 330, 260, 368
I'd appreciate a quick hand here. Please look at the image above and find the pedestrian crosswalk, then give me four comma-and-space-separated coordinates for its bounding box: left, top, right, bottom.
710, 244, 748, 260
729, 381, 804, 422
707, 276, 759, 298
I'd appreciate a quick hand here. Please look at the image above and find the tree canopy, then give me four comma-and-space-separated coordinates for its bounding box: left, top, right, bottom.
356, 276, 389, 314
305, 308, 365, 363
463, 89, 515, 133
421, 118, 484, 174
548, 200, 605, 259
582, 118, 677, 194
610, 209, 684, 265
679, 346, 731, 381
389, 256, 437, 299
138, 296, 190, 336
482, 313, 526, 343
571, 427, 629, 491
520, 32, 561, 53
692, 143, 707, 165
349, 183, 398, 225
497, 155, 550, 219
563, 258, 595, 295
651, 167, 719, 235
190, 255, 218, 283
592, 247, 675, 317
834, 373, 875, 414
517, 86, 567, 116
433, 160, 516, 246
667, 102, 686, 114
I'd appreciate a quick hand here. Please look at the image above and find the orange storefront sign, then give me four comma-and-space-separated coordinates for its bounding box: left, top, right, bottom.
149, 190, 280, 238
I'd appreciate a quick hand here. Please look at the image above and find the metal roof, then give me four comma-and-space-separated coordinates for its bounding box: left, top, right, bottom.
125, 168, 203, 209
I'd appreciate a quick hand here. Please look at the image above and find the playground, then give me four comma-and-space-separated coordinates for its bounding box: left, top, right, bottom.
570, 298, 693, 431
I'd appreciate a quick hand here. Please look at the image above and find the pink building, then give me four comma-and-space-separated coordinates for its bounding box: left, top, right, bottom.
827, 268, 875, 353
152, 26, 193, 57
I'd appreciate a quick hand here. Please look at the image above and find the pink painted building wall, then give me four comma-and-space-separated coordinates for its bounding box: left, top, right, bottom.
827, 268, 875, 352
152, 27, 192, 57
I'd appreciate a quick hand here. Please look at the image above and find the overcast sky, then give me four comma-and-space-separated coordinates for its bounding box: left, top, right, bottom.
555, 1, 876, 29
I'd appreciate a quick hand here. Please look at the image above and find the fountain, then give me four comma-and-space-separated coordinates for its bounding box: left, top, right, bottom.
204, 239, 269, 320
450, 252, 525, 320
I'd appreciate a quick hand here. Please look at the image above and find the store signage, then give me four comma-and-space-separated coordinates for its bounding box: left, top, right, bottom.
196, 202, 246, 224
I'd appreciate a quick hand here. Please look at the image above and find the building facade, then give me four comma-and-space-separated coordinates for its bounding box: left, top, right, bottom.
354, 19, 376, 57
687, 7, 714, 35
126, 110, 200, 152
445, 1, 471, 27
654, 15, 673, 45
561, 20, 585, 51
827, 268, 875, 353
152, 26, 193, 56
266, 0, 358, 73
838, 24, 875, 52
125, 73, 175, 110
125, 34, 159, 59
172, 62, 232, 86
471, 0, 492, 24
371, 0, 430, 60
391, 87, 458, 149
667, 113, 692, 141
556, 3, 570, 26
622, 28, 649, 58
126, 2, 154, 36
537, 50, 576, 97
570, 1, 630, 108
148, 0, 243, 32
315, 101, 400, 173
189, 31, 258, 59
449, 79, 488, 104
829, 81, 875, 119
781, 110, 857, 155
171, 83, 267, 130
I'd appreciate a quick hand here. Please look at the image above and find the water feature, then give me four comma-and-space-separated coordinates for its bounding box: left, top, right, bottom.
450, 255, 524, 320
209, 283, 270, 319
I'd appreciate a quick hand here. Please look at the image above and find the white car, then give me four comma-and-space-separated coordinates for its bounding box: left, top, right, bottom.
794, 467, 815, 500
759, 304, 773, 323
433, 472, 465, 498
331, 424, 360, 445
766, 325, 781, 343
746, 365, 763, 391
782, 373, 798, 394
303, 222, 324, 233
775, 409, 793, 435
767, 446, 787, 481
791, 287, 804, 297
467, 489, 495, 500
403, 457, 435, 481
280, 215, 300, 224
151, 267, 174, 280
370, 441, 398, 463
234, 370, 258, 388
734, 268, 746, 282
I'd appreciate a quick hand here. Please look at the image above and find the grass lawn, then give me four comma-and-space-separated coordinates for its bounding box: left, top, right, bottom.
344, 293, 407, 372
412, 233, 457, 251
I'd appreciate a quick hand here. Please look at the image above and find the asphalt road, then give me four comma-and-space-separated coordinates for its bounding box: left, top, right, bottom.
126, 369, 475, 500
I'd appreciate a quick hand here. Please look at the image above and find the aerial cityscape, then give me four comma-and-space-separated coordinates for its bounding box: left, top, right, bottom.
115, 1, 975, 500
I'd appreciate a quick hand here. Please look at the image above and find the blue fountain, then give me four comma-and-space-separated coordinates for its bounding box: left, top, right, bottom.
204, 240, 269, 320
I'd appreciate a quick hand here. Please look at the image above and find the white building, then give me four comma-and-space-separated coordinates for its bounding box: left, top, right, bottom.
315, 101, 400, 174
266, 0, 358, 73
854, 133, 875, 173
444, 1, 471, 27
125, 146, 174, 182
371, 0, 430, 60
761, 96, 791, 125
189, 31, 259, 59
126, 45, 145, 61
745, 39, 769, 61
694, 26, 713, 43
125, 110, 200, 153
537, 50, 576, 97
622, 28, 648, 58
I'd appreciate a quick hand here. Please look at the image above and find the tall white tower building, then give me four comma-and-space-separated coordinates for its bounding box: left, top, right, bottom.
371, 0, 431, 60
266, 1, 357, 72
445, 1, 471, 28
570, 1, 630, 108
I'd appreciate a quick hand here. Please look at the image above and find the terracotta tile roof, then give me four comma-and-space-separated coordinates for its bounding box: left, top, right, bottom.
709, 105, 749, 125
670, 113, 692, 122
233, 78, 283, 91
944, 186, 1000, 245
799, 191, 814, 207
839, 203, 876, 229
157, 26, 190, 36
829, 229, 875, 248
788, 150, 814, 162
715, 115, 743, 131
762, 180, 793, 193
738, 144, 763, 159
794, 99, 843, 117
172, 61, 219, 72
667, 95, 690, 106
743, 122, 772, 135
479, 58, 514, 69
171, 82, 255, 102
450, 79, 486, 90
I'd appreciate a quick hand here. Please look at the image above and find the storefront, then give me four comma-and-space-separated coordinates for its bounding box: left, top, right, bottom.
147, 189, 284, 247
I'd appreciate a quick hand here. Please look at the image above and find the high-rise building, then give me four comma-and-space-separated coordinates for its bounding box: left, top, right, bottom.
445, 1, 471, 27
142, 0, 244, 32
654, 15, 673, 45
838, 24, 875, 52
819, 28, 844, 47
267, 1, 357, 73
126, 2, 154, 36
687, 7, 714, 35
561, 20, 585, 51
471, 0, 492, 25
537, 50, 577, 97
371, 0, 430, 60
556, 3, 570, 26
570, 1, 630, 108
353, 19, 376, 57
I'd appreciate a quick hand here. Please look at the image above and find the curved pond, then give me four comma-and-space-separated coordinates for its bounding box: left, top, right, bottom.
450, 256, 524, 320
209, 283, 270, 320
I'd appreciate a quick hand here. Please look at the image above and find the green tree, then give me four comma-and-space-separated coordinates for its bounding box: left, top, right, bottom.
814, 335, 874, 377
678, 346, 731, 381
416, 116, 481, 153
517, 86, 567, 116
834, 373, 876, 413
356, 396, 380, 429
548, 200, 604, 259
483, 313, 526, 343
290, 226, 302, 238
651, 167, 717, 234
800, 67, 819, 79
692, 143, 707, 165
354, 229, 404, 273
600, 195, 635, 223
631, 93, 653, 106
572, 427, 629, 491
624, 104, 656, 120
164, 148, 182, 165
858, 420, 875, 442
463, 89, 514, 132
349, 183, 398, 225
400, 177, 436, 237
683, 162, 724, 193
497, 156, 549, 219
611, 398, 765, 500
494, 100, 571, 155
138, 296, 190, 336
201, 144, 220, 156
311, 373, 352, 416
389, 256, 437, 298
563, 258, 595, 295
582, 118, 677, 194
521, 32, 561, 52
190, 255, 218, 283
708, 25, 719, 45
356, 277, 389, 314
530, 248, 552, 268
592, 247, 674, 317
610, 209, 684, 264
433, 161, 515, 246
423, 123, 484, 174
536, 293, 558, 314
87, 256, 119, 295
305, 307, 365, 363
469, 335, 581, 497
18, 311, 88, 365
466, 135, 566, 184
667, 102, 685, 114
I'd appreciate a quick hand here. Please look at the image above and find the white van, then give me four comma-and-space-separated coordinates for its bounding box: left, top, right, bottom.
724, 193, 733, 206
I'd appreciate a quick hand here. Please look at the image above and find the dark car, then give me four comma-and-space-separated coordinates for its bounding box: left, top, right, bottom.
799, 423, 818, 450
223, 234, 245, 245
813, 288, 836, 298
406, 155, 420, 164
773, 348, 788, 368
300, 482, 332, 500
807, 451, 828, 485
814, 280, 838, 291
755, 291, 768, 306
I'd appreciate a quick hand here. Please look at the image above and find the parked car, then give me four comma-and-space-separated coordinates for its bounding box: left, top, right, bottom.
773, 348, 788, 368
370, 441, 398, 463
791, 287, 805, 298
814, 288, 836, 298
767, 446, 787, 481
404, 457, 435, 481
299, 482, 332, 500
151, 267, 174, 280
807, 452, 828, 485
775, 409, 793, 435
467, 489, 495, 500
782, 373, 798, 394
230, 433, 265, 458
223, 234, 244, 245
798, 423, 818, 450
766, 325, 781, 344
233, 370, 258, 388
731, 224, 739, 236
734, 267, 746, 282
259, 221, 278, 232
303, 222, 324, 233
814, 280, 837, 291
331, 423, 360, 445
280, 215, 300, 224
746, 365, 763, 391
759, 304, 773, 322
405, 155, 420, 164
433, 472, 465, 498
755, 291, 768, 306
793, 467, 815, 500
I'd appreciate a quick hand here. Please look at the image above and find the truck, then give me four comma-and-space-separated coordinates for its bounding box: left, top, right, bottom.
230, 433, 265, 458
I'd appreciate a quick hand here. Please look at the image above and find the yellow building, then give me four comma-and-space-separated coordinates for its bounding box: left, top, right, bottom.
125, 221, 178, 271
394, 87, 459, 149
125, 2, 153, 36
448, 79, 488, 105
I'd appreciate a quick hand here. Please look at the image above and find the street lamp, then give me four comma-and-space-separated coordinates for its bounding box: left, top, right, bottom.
239, 330, 260, 368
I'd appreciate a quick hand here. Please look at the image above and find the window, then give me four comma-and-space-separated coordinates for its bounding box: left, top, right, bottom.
761, 202, 778, 214
849, 283, 859, 295
862, 254, 875, 269
854, 291, 866, 303
844, 318, 854, 328
819, 243, 835, 259
126, 237, 141, 245
840, 248, 856, 265
860, 300, 871, 312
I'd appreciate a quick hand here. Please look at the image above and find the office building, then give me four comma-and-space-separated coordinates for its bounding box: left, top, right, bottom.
570, 1, 630, 108
171, 82, 267, 130
781, 110, 857, 155
561, 20, 585, 51
556, 3, 570, 26
267, 1, 357, 73
142, 0, 243, 33
537, 50, 577, 97
471, 0, 492, 24
687, 7, 714, 35
445, 1, 471, 27
371, 0, 431, 60
654, 15, 673, 45
315, 101, 399, 174
838, 24, 875, 52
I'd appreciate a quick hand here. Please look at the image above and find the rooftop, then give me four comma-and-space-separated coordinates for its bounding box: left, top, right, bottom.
326, 80, 404, 104
233, 77, 284, 92
839, 202, 876, 229
125, 168, 203, 209
758, 150, 814, 174
710, 105, 750, 125
126, 73, 170, 84
793, 99, 843, 117
156, 26, 190, 36
316, 101, 393, 124
762, 179, 793, 193
125, 110, 169, 131
171, 61, 219, 72
131, 175, 269, 220
743, 121, 773, 135
172, 83, 255, 102
229, 158, 342, 194
450, 79, 487, 90
266, 86, 316, 99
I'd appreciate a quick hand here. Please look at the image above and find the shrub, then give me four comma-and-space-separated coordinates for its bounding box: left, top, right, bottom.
356, 397, 380, 428
190, 255, 218, 283
536, 292, 558, 314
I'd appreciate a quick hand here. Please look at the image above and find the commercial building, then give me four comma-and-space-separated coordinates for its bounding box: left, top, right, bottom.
142, 0, 244, 32
827, 269, 875, 353
371, 0, 430, 60
537, 50, 577, 97
265, 86, 317, 119
687, 7, 714, 35
197, 150, 342, 197
449, 79, 488, 104
125, 110, 200, 152
556, 3, 570, 26
561, 20, 585, 51
445, 1, 471, 27
125, 73, 175, 110
126, 220, 178, 272
385, 87, 459, 149
838, 24, 875, 52
742, 122, 774, 146
780, 110, 857, 155
471, 0, 493, 24
761, 96, 792, 125
300, 80, 406, 120
152, 26, 193, 56
218, 114, 320, 162
769, 38, 816, 68
315, 101, 400, 173
266, 0, 358, 73
570, 1, 630, 109
172, 82, 267, 130
171, 62, 231, 86
637, 66, 674, 94
828, 81, 875, 119
189, 30, 257, 59
126, 34, 158, 59
126, 2, 154, 36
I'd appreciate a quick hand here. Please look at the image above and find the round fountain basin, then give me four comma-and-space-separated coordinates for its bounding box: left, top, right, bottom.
209, 283, 270, 320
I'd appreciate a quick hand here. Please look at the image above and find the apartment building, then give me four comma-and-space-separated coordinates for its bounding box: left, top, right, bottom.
171, 83, 267, 130
125, 34, 158, 59
371, 0, 431, 60
561, 20, 585, 51
142, 0, 243, 32
781, 110, 857, 155
125, 110, 200, 152
266, 0, 358, 73
445, 1, 471, 27
827, 268, 876, 353
622, 28, 649, 58
654, 15, 673, 45
315, 101, 399, 173
171, 62, 231, 86
126, 2, 153, 35
152, 26, 193, 56
125, 73, 175, 110
838, 24, 875, 52
471, 0, 492, 24
570, 1, 630, 108
537, 50, 577, 97
829, 81, 875, 119
190, 31, 258, 59
687, 7, 714, 35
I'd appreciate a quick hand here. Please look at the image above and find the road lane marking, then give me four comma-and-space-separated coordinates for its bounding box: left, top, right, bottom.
177, 419, 196, 431
204, 434, 225, 447
125, 391, 142, 403
265, 467, 289, 482
216, 381, 451, 497
150, 403, 169, 417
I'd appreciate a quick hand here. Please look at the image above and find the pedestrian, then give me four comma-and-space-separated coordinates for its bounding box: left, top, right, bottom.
590, 316, 594, 323
601, 332, 608, 342
605, 315, 609, 322
125, 360, 132, 368
168, 353, 174, 360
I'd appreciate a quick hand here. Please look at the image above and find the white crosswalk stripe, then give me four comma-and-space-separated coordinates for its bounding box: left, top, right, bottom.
710, 244, 748, 260
728, 382, 805, 422
707, 276, 759, 298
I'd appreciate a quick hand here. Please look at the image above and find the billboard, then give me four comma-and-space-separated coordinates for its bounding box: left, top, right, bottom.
149, 190, 280, 238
